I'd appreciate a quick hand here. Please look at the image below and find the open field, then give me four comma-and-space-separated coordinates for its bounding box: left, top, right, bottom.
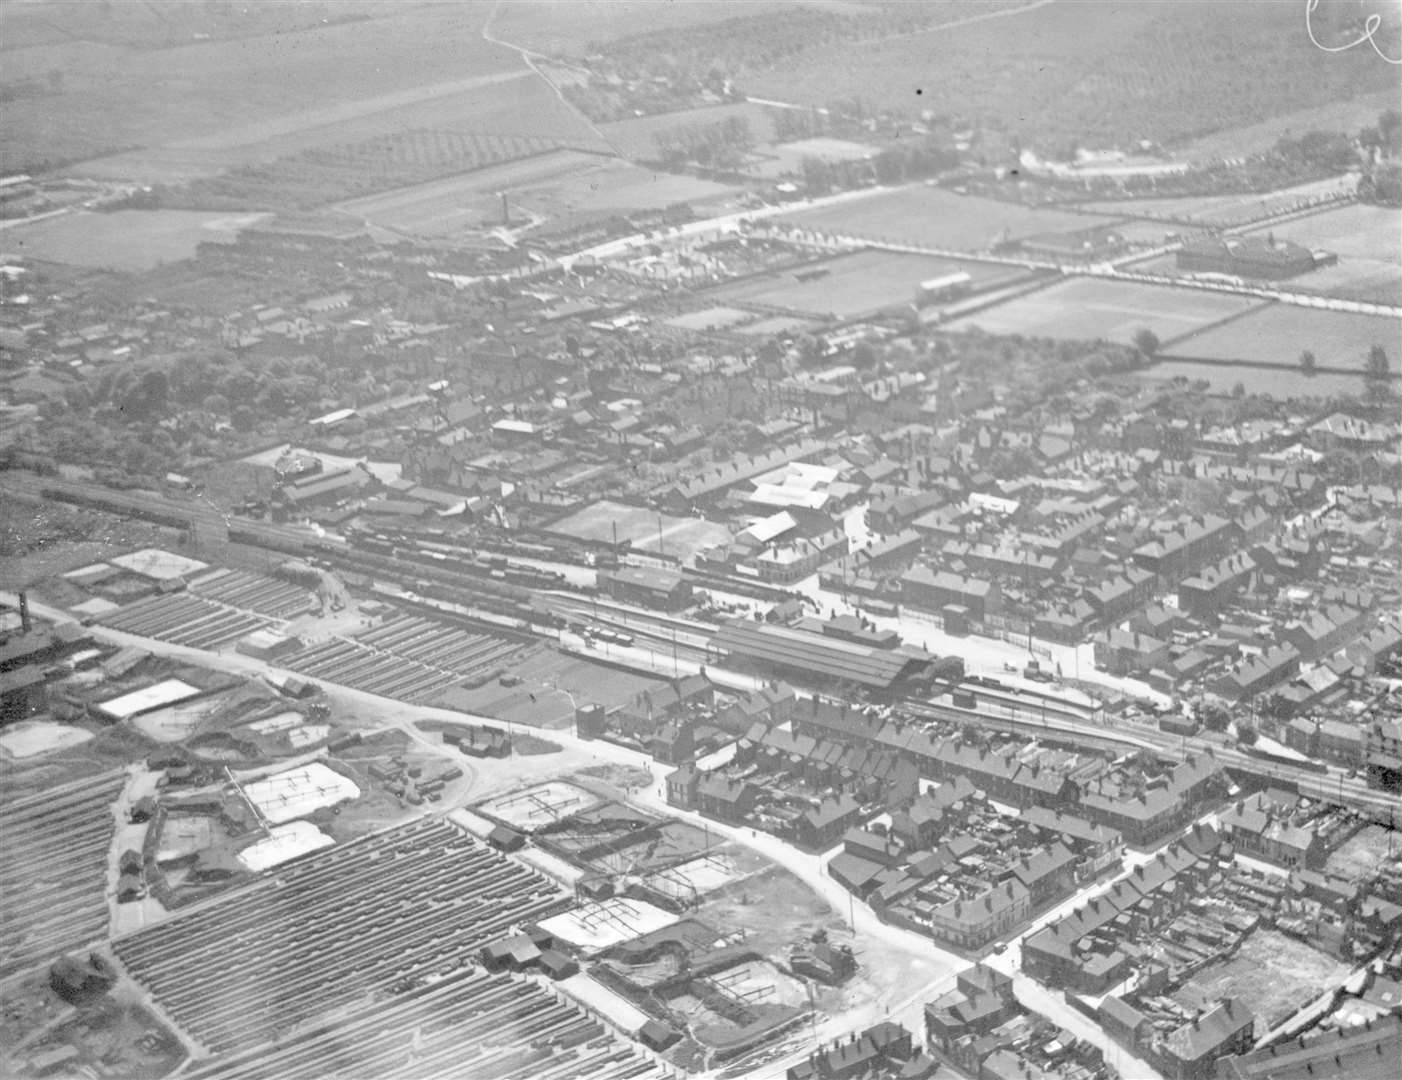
709, 248, 1029, 319
1170, 305, 1402, 370
332, 150, 739, 239
745, 1, 1398, 153
747, 136, 881, 179
0, 720, 94, 759
943, 278, 1263, 346
0, 772, 123, 979
488, 0, 798, 56
1241, 204, 1402, 307
1176, 928, 1350, 1029
4, 210, 265, 271
69, 72, 607, 189
1073, 177, 1360, 229
547, 500, 732, 560
778, 186, 1115, 252
1140, 361, 1367, 401
599, 102, 780, 162
5, 6, 529, 174
1172, 89, 1400, 162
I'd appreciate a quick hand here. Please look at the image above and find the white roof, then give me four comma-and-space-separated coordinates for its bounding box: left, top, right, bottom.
309, 407, 357, 426
743, 511, 798, 544
98, 679, 201, 720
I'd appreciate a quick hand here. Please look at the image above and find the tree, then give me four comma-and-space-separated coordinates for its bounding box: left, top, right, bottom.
1195, 700, 1230, 732
1299, 349, 1317, 377
1365, 343, 1392, 401
1132, 328, 1160, 358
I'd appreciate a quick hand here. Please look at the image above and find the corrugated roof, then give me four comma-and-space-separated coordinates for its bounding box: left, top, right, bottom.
711, 621, 926, 688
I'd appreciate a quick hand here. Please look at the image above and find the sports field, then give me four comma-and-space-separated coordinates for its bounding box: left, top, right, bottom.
708, 249, 1030, 319
943, 278, 1262, 345
1171, 305, 1402, 370
778, 186, 1116, 253
333, 150, 739, 238
547, 500, 732, 560
1242, 204, 1402, 306
665, 307, 756, 332
6, 210, 265, 270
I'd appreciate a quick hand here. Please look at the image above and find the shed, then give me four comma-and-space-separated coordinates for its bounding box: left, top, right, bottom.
638, 1019, 681, 1051
487, 824, 526, 852
540, 949, 580, 980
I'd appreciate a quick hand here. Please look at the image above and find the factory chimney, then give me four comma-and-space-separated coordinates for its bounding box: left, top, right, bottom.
19, 591, 31, 634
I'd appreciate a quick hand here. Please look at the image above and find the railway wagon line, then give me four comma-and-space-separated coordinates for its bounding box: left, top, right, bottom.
114, 818, 571, 1053
0, 772, 125, 978
189, 568, 311, 619
185, 966, 666, 1080
96, 593, 271, 651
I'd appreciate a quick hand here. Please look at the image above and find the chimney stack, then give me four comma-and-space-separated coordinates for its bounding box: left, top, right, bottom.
18, 591, 30, 634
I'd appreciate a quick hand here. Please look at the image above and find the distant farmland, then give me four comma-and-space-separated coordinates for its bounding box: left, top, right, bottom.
707, 249, 1031, 320
941, 278, 1262, 346
5, 5, 601, 182
778, 187, 1115, 253
333, 151, 741, 239
743, 1, 1397, 154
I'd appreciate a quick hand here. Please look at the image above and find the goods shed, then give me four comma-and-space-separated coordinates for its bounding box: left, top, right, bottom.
708, 620, 950, 697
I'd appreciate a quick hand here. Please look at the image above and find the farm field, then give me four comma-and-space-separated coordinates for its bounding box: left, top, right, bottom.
487, 0, 798, 56
1175, 929, 1350, 1030
1073, 176, 1360, 229
942, 278, 1263, 346
744, 1, 1397, 154
0, 772, 124, 979
778, 185, 1116, 252
332, 150, 739, 240
547, 500, 732, 561
4, 210, 265, 271
69, 71, 605, 188
4, 6, 526, 174
1170, 305, 1402, 371
1241, 204, 1402, 306
708, 248, 1030, 319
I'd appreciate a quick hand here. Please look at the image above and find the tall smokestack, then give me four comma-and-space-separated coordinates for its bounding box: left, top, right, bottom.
19, 591, 31, 633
